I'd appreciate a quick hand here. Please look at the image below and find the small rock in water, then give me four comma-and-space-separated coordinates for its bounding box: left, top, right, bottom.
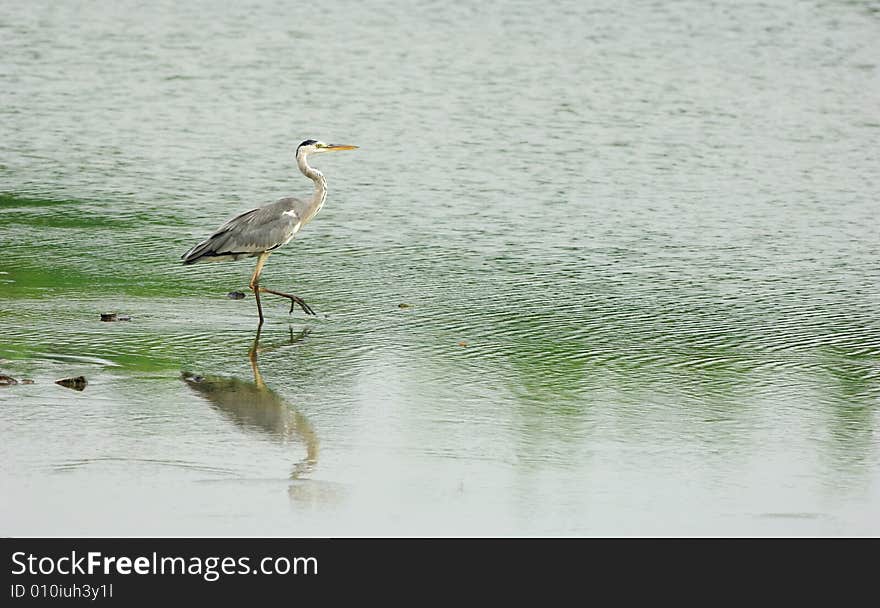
100, 312, 117, 322
0, 374, 18, 386
20, 379, 34, 385
55, 376, 87, 391
227, 291, 246, 300
398, 303, 411, 309
458, 341, 469, 347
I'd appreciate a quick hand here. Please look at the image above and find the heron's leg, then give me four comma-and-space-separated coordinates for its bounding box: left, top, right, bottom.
258, 287, 317, 316
248, 251, 315, 316
253, 285, 264, 326
249, 253, 271, 326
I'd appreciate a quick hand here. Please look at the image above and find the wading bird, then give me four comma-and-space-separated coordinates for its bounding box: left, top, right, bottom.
181, 140, 358, 325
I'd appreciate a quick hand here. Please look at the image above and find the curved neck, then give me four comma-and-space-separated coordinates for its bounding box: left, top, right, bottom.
297, 150, 327, 221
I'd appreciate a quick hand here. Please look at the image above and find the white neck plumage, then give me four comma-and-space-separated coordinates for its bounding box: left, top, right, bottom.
296, 149, 328, 220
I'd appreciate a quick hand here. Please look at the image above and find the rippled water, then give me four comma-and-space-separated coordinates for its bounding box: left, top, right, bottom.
1, 0, 879, 535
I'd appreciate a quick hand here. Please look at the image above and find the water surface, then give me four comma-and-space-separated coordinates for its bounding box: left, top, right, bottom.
1, 0, 879, 535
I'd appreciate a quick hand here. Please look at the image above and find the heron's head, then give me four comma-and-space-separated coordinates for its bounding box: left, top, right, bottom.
296, 139, 358, 157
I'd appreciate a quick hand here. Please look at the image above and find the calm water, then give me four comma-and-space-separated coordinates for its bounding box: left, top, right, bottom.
1, 0, 879, 535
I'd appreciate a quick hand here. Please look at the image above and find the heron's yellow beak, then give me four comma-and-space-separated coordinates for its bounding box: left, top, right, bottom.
325, 144, 358, 151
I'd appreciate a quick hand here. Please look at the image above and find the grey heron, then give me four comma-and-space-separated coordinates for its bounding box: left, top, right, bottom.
181, 139, 358, 325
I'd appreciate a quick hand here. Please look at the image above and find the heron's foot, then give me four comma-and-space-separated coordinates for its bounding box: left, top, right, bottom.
259, 288, 316, 316
286, 295, 316, 316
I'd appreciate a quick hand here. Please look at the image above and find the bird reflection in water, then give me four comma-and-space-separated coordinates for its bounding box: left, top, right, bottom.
182, 327, 318, 479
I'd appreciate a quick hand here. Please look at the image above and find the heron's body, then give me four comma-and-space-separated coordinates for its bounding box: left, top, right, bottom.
181, 139, 357, 324
181, 197, 308, 264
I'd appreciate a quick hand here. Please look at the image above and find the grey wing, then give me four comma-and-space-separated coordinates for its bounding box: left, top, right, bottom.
181, 197, 304, 264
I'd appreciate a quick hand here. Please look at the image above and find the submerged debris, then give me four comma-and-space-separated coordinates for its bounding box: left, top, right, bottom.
227, 291, 246, 300
458, 341, 469, 347
20, 379, 34, 384
0, 374, 18, 386
180, 371, 205, 384
55, 376, 87, 391
117, 314, 132, 321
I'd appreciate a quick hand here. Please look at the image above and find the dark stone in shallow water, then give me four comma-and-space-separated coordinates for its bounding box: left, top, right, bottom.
100, 313, 117, 322
0, 374, 18, 386
227, 291, 246, 300
56, 376, 87, 391
20, 379, 34, 384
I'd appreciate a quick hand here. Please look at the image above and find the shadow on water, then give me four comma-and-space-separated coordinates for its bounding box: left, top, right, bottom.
819, 352, 879, 479
181, 326, 319, 480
